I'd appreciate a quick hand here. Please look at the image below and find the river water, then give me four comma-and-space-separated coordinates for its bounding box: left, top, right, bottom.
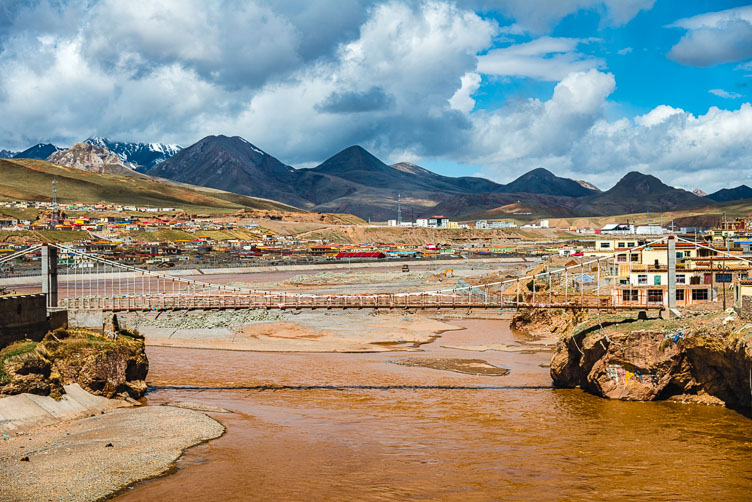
116, 320, 752, 501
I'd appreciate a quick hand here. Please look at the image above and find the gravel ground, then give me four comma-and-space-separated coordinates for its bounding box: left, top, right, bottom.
122, 309, 285, 329
0, 406, 225, 502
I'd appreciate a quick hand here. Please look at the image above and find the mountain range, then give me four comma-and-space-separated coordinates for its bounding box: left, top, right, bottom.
146, 135, 709, 220
5, 135, 752, 220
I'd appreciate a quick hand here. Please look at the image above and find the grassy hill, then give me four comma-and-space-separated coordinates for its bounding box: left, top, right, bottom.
0, 158, 301, 214
548, 198, 752, 231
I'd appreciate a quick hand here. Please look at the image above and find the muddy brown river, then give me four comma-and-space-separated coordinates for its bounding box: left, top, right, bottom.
116, 320, 752, 501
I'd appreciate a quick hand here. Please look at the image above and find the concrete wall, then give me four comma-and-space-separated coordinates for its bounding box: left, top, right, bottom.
0, 294, 50, 347
66, 310, 103, 329
735, 295, 752, 321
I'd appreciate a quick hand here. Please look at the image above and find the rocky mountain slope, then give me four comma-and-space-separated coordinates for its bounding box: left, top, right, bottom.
503, 167, 597, 197
147, 135, 308, 207
572, 171, 707, 216
13, 143, 62, 160
47, 142, 136, 174
707, 185, 752, 203
85, 137, 181, 170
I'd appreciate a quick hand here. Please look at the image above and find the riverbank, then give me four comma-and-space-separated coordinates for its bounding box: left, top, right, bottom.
0, 405, 224, 502
119, 310, 466, 352
513, 307, 752, 412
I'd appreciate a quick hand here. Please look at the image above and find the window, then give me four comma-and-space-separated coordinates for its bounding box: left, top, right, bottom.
619, 279, 629, 285
676, 252, 683, 259
648, 289, 663, 303
638, 274, 647, 285
676, 289, 685, 301
631, 253, 639, 262
692, 289, 709, 301
676, 274, 686, 284
622, 290, 638, 302
654, 259, 660, 267
684, 251, 691, 257
600, 242, 610, 249
627, 242, 636, 248
654, 275, 662, 285
618, 255, 626, 262
716, 273, 732, 283
617, 242, 625, 248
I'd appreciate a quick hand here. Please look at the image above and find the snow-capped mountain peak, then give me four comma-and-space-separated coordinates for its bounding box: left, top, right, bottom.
84, 137, 182, 171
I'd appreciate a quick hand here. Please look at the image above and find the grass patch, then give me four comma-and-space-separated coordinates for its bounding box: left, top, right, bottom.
194, 228, 262, 241
0, 230, 90, 243
0, 158, 301, 214
0, 340, 38, 385
127, 229, 196, 242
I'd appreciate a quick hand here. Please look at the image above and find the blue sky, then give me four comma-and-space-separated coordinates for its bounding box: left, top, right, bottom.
422, 1, 752, 183
1, 1, 751, 192
511, 0, 748, 114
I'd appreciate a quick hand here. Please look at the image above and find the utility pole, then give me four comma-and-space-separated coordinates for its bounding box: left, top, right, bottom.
667, 235, 676, 312
724, 237, 730, 310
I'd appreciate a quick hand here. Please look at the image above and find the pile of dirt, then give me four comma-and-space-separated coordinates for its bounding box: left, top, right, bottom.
0, 326, 148, 400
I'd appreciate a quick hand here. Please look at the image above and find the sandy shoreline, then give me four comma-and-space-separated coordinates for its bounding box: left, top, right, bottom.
0, 406, 224, 502
122, 310, 465, 352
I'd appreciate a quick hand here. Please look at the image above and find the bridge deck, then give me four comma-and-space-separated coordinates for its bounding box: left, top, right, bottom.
61, 294, 665, 311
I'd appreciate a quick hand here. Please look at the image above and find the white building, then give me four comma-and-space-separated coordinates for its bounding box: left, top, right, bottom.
635, 225, 666, 235
601, 223, 635, 234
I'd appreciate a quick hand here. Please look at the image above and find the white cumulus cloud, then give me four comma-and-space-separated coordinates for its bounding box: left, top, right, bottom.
668, 5, 752, 67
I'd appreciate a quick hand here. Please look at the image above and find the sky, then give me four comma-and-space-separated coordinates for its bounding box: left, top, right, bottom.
0, 0, 751, 192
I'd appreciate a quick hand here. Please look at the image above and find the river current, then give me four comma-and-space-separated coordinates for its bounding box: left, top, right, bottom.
116, 320, 752, 501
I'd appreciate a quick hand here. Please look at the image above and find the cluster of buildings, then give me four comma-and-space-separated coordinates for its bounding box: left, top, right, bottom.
387, 216, 521, 230
0, 200, 176, 214
575, 237, 748, 308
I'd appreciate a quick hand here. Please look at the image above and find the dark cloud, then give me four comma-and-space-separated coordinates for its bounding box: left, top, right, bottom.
316, 86, 394, 113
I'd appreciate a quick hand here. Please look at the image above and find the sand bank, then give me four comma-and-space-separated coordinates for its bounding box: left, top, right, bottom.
0, 406, 224, 502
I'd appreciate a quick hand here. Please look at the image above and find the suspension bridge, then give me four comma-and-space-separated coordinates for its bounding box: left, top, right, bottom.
0, 236, 738, 313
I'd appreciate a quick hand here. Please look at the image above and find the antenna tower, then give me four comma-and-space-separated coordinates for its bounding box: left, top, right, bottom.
51, 178, 59, 228
397, 193, 402, 225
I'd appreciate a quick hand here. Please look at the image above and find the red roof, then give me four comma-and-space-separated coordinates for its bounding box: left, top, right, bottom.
336, 252, 385, 258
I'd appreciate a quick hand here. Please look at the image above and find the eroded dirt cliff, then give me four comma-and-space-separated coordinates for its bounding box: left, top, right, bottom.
0, 326, 148, 400
516, 308, 752, 410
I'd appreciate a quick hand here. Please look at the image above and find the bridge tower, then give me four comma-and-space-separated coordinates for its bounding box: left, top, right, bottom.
41, 244, 58, 309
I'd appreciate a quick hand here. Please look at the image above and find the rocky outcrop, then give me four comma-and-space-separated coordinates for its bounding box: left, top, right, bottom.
47, 142, 136, 174
510, 308, 585, 338
0, 326, 148, 400
550, 319, 752, 410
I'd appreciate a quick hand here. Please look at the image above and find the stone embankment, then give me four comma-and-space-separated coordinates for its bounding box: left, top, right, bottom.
514, 308, 752, 411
